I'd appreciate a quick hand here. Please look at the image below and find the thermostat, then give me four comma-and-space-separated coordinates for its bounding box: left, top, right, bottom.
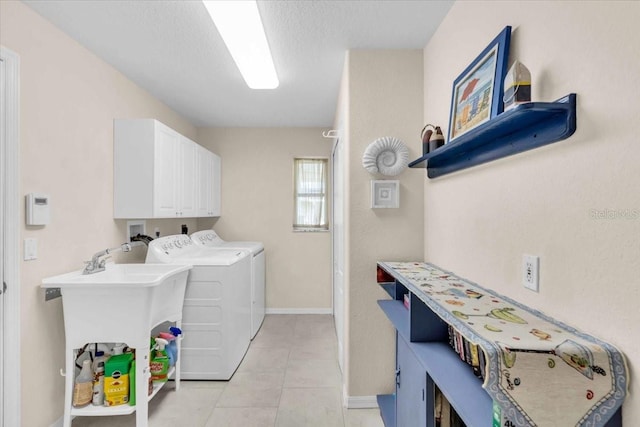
26, 193, 50, 225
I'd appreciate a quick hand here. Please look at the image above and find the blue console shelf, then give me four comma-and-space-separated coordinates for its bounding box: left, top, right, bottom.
409, 94, 577, 178
375, 261, 624, 427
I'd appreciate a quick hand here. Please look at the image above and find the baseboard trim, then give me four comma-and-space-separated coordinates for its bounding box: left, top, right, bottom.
49, 416, 64, 427
265, 308, 332, 315
345, 395, 379, 409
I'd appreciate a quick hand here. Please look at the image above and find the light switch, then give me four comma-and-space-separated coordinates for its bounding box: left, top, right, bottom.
24, 238, 37, 261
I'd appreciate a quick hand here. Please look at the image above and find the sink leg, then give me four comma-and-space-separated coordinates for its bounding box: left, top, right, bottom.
175, 319, 181, 391
63, 347, 75, 427
135, 342, 149, 427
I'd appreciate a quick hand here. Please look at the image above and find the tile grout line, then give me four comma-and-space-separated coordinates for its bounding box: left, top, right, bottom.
272, 314, 298, 427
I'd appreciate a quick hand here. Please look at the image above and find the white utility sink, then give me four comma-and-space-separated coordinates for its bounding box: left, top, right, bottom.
42, 263, 191, 287
42, 262, 192, 427
41, 261, 192, 346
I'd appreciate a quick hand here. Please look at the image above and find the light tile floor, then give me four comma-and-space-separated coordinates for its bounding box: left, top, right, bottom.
72, 314, 384, 427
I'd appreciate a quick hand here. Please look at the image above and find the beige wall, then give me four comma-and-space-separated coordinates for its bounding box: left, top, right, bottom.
196, 128, 332, 310
1, 2, 199, 425
342, 50, 425, 398
423, 1, 640, 423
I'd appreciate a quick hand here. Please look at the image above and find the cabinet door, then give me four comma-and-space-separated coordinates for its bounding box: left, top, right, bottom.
195, 148, 221, 217
210, 152, 221, 216
179, 137, 197, 217
153, 125, 180, 217
195, 147, 213, 217
396, 335, 427, 427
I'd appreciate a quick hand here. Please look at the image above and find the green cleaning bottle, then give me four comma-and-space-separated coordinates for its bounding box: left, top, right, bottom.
150, 338, 170, 383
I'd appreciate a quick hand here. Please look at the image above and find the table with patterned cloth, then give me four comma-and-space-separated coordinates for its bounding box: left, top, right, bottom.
378, 261, 628, 427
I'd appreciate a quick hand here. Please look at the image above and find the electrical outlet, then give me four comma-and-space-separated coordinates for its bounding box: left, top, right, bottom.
523, 255, 539, 292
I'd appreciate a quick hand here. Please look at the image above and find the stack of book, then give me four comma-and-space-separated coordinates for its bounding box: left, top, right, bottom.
435, 386, 466, 427
447, 325, 486, 381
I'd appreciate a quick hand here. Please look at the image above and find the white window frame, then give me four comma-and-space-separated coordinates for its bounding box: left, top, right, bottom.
293, 157, 329, 232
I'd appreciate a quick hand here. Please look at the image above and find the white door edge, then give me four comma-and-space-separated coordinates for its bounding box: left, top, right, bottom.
1, 45, 21, 427
331, 137, 345, 374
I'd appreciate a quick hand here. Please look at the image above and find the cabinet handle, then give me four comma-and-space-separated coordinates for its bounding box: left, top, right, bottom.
422, 388, 425, 401
395, 368, 401, 387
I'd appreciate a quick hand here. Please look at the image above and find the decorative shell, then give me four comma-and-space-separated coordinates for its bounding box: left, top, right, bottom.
362, 137, 409, 176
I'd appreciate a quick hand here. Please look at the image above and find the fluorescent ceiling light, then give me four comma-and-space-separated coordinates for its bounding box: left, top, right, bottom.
203, 0, 279, 89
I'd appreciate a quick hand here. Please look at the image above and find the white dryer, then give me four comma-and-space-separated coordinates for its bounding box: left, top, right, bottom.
191, 229, 265, 339
146, 234, 251, 380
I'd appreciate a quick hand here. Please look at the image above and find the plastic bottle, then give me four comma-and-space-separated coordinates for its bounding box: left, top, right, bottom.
73, 359, 93, 407
158, 327, 182, 368
170, 327, 182, 366
157, 332, 176, 367
150, 338, 170, 383
92, 351, 108, 406
112, 343, 126, 355
169, 326, 182, 364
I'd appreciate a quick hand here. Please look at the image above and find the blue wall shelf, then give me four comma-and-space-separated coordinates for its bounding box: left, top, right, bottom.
409, 93, 577, 178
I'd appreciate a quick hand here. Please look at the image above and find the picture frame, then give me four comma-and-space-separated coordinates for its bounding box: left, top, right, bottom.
371, 180, 399, 209
447, 26, 511, 143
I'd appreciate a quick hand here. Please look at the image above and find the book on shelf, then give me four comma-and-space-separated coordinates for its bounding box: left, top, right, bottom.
446, 325, 486, 381
478, 346, 487, 381
435, 386, 466, 427
470, 343, 481, 378
463, 338, 471, 365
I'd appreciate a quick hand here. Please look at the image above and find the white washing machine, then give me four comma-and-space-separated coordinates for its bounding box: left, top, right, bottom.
146, 234, 251, 380
191, 229, 265, 339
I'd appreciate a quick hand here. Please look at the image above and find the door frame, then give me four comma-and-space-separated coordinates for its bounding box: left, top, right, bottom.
330, 136, 345, 374
1, 46, 21, 427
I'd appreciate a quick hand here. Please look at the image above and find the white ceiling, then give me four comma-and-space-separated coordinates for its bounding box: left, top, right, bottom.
23, 0, 453, 128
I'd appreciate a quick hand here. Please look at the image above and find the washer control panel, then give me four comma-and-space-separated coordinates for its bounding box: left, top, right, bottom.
151, 234, 195, 257
191, 230, 224, 247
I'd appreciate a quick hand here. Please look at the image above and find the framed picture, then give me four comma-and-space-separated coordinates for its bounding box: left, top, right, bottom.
447, 26, 511, 143
371, 180, 399, 209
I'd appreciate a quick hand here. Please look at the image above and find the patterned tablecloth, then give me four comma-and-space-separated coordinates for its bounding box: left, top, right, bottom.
379, 262, 628, 427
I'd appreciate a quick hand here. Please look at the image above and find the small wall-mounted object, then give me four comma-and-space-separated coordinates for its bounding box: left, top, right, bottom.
362, 137, 409, 176
322, 129, 338, 139
44, 287, 61, 301
25, 193, 50, 225
371, 180, 400, 209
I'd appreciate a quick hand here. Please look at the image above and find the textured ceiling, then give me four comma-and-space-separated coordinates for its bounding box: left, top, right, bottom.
23, 0, 453, 128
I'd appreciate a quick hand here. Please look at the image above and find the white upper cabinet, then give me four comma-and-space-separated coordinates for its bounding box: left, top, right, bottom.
195, 145, 221, 217
179, 136, 198, 217
114, 119, 220, 219
152, 123, 180, 217
211, 152, 221, 217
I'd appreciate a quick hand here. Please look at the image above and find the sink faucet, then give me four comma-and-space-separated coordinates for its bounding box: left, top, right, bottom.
82, 241, 144, 275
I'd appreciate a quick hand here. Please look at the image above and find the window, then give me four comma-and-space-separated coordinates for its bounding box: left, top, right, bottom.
293, 158, 329, 231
